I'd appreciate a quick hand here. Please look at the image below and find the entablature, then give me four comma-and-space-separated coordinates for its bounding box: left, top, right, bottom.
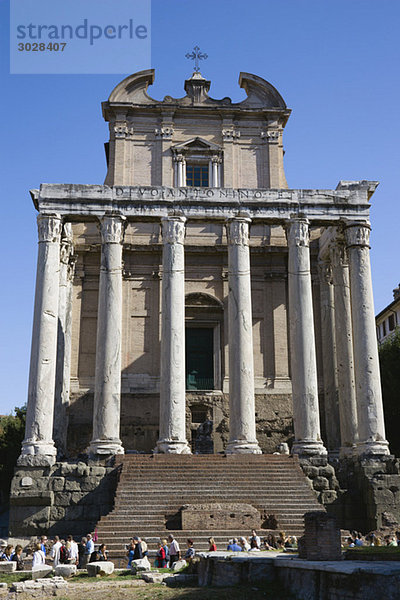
31, 180, 376, 225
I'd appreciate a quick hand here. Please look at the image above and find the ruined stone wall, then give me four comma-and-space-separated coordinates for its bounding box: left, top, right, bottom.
9, 460, 118, 537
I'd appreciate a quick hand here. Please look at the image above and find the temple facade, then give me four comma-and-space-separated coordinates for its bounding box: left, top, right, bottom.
18, 69, 389, 463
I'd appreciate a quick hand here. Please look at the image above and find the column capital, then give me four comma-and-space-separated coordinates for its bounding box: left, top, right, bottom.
99, 214, 126, 244
344, 222, 371, 248
226, 215, 251, 246
37, 214, 62, 243
173, 153, 185, 163
162, 215, 186, 244
285, 218, 310, 248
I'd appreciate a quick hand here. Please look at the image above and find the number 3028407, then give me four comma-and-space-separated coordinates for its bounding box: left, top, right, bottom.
18, 42, 67, 51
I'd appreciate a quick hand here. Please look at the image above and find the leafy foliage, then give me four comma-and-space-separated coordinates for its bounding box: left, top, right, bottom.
0, 405, 26, 504
379, 330, 400, 457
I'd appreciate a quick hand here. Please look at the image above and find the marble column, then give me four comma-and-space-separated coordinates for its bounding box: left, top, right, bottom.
156, 216, 191, 454
286, 218, 327, 457
330, 236, 358, 456
175, 154, 186, 187
53, 223, 75, 457
211, 156, 220, 187
225, 216, 261, 454
89, 215, 125, 456
20, 214, 62, 465
318, 259, 340, 455
345, 223, 389, 455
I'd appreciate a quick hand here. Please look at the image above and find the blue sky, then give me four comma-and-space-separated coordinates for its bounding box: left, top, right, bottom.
1, 0, 399, 414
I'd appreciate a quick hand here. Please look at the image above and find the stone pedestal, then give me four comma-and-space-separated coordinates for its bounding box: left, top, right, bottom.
345, 223, 389, 456
225, 217, 261, 454
330, 237, 358, 456
19, 214, 62, 465
156, 216, 191, 454
89, 215, 125, 456
287, 219, 326, 457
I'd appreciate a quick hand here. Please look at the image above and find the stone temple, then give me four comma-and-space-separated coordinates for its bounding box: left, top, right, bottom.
9, 69, 400, 554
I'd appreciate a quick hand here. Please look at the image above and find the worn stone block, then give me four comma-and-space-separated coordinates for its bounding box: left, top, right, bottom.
87, 561, 114, 576
181, 503, 260, 530
50, 477, 65, 491
131, 557, 151, 574
0, 561, 16, 573
172, 559, 187, 571
55, 564, 77, 578
313, 476, 330, 491
54, 492, 73, 506
64, 480, 81, 492
76, 462, 90, 477
32, 564, 53, 579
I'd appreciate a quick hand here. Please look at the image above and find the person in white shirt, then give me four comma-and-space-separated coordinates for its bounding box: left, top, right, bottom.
50, 536, 62, 567
85, 534, 95, 559
32, 543, 46, 568
168, 534, 181, 568
67, 535, 79, 565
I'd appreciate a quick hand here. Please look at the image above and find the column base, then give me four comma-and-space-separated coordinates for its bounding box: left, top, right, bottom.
88, 439, 124, 457
339, 444, 358, 458
292, 439, 327, 458
356, 439, 390, 457
154, 439, 192, 454
18, 440, 57, 466
225, 439, 262, 454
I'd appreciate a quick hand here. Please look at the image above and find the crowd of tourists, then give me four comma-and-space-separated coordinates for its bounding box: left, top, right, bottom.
0, 532, 109, 570
2, 526, 399, 571
345, 530, 400, 547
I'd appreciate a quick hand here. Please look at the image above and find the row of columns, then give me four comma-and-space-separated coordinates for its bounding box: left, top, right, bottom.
318, 226, 388, 457
19, 212, 388, 464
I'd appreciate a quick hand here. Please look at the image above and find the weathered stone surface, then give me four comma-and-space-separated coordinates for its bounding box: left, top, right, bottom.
165, 573, 197, 586
182, 503, 260, 530
32, 564, 53, 579
0, 561, 16, 573
21, 476, 33, 487
287, 219, 326, 458
141, 572, 170, 583
87, 561, 115, 576
130, 557, 151, 574
13, 576, 67, 594
64, 480, 81, 492
50, 477, 65, 491
172, 559, 187, 571
313, 476, 329, 491
156, 217, 191, 455
55, 564, 77, 578
300, 465, 319, 478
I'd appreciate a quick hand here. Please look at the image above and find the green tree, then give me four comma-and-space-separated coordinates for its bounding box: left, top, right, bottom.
0, 405, 26, 504
379, 330, 400, 457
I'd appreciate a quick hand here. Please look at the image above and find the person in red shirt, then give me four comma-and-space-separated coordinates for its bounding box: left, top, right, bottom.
208, 537, 217, 552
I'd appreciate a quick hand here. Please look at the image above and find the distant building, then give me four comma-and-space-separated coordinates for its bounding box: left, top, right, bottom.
376, 284, 400, 344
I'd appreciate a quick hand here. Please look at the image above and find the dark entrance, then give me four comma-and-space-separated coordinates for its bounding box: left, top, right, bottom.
185, 327, 214, 390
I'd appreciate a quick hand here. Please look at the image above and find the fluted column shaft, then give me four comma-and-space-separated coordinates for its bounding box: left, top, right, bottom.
345, 223, 389, 455
330, 236, 358, 456
20, 214, 62, 465
318, 259, 340, 454
225, 216, 261, 454
53, 223, 75, 457
287, 218, 327, 457
156, 216, 191, 454
89, 215, 125, 456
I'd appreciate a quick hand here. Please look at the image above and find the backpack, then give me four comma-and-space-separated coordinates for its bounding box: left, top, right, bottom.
59, 546, 68, 564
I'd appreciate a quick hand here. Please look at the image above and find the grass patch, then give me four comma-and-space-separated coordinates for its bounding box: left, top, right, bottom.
0, 572, 30, 584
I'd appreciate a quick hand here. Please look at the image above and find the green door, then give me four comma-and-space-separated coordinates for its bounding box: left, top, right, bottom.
186, 327, 214, 390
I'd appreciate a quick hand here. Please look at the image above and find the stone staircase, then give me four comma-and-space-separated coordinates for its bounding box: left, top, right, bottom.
95, 454, 325, 565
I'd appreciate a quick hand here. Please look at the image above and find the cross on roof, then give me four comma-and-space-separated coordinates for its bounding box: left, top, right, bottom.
185, 45, 208, 73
